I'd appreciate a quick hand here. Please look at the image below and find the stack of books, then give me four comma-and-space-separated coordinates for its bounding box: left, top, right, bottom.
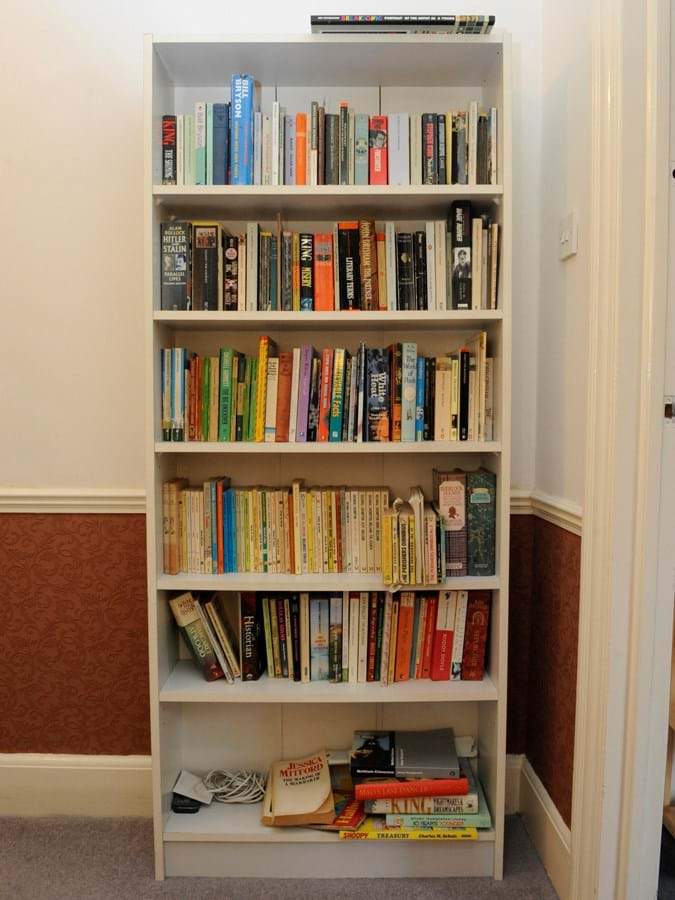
168, 590, 491, 686
343, 728, 492, 839
161, 471, 496, 579
160, 204, 500, 312
160, 76, 497, 187
160, 334, 494, 446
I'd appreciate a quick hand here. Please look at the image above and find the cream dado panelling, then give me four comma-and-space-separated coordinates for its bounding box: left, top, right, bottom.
1, 0, 542, 491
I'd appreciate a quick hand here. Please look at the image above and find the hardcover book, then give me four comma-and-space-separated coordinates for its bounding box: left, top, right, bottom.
358, 220, 378, 311
168, 591, 224, 682
466, 469, 496, 576
461, 591, 491, 680
433, 470, 468, 577
212, 102, 229, 185
450, 201, 472, 309
161, 222, 191, 310
230, 74, 255, 185
388, 113, 409, 185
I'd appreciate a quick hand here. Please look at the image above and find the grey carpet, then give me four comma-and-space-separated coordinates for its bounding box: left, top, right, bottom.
0, 814, 557, 900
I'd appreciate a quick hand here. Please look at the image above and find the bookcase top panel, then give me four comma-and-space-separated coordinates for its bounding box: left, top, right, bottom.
152, 34, 504, 89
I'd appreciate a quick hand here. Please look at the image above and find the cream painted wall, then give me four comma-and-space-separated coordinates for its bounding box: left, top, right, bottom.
534, 2, 591, 508
1, 0, 542, 492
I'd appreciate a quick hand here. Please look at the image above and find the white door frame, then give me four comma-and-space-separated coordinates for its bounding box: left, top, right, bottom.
570, 0, 673, 897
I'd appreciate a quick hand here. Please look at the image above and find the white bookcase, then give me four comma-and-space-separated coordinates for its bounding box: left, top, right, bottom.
144, 32, 511, 880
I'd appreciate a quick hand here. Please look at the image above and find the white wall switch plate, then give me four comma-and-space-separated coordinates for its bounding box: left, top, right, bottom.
559, 210, 579, 260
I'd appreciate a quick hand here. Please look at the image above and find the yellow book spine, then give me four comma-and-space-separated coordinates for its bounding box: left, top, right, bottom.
292, 480, 302, 575
306, 487, 314, 573
382, 512, 393, 585
255, 336, 270, 442
409, 515, 416, 585
339, 827, 478, 841
326, 490, 335, 573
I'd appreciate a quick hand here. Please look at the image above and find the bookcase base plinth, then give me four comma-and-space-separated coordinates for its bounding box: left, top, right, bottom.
163, 839, 496, 878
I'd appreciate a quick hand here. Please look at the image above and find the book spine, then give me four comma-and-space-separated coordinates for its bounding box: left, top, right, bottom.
160, 222, 191, 311
313, 232, 335, 311
337, 222, 361, 310
168, 593, 224, 681
401, 342, 417, 442
385, 222, 397, 311
317, 349, 334, 442
450, 201, 472, 310
295, 345, 314, 441
205, 102, 214, 184
176, 114, 184, 186
317, 106, 325, 185
299, 593, 310, 681
396, 232, 415, 311
230, 75, 254, 184
194, 102, 206, 185
366, 348, 390, 441
339, 103, 349, 185
394, 592, 415, 681
255, 336, 272, 442
354, 113, 369, 185
414, 231, 427, 310
410, 114, 422, 185
438, 113, 447, 184
162, 116, 177, 184
289, 595, 301, 681
223, 235, 239, 311
376, 232, 388, 311
461, 591, 490, 680
240, 592, 262, 680
422, 112, 437, 184
369, 115, 388, 184
296, 113, 307, 185
415, 357, 425, 441
306, 356, 322, 442
329, 592, 343, 682
388, 112, 409, 185
329, 349, 346, 441
366, 591, 378, 681
309, 594, 330, 680
450, 590, 468, 680
272, 101, 280, 185
264, 357, 279, 442
366, 795, 478, 814
183, 114, 194, 185
386, 811, 491, 829
466, 469, 496, 576
299, 233, 314, 311
245, 223, 258, 311
358, 220, 378, 311
431, 590, 456, 680
341, 593, 350, 681
354, 777, 468, 801
253, 111, 262, 185
212, 103, 228, 185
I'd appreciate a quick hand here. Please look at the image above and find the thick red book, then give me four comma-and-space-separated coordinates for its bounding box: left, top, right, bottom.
369, 115, 388, 184
296, 113, 307, 185
420, 593, 438, 679
430, 590, 456, 681
354, 777, 469, 801
275, 351, 293, 442
317, 348, 334, 441
394, 592, 415, 681
461, 591, 491, 680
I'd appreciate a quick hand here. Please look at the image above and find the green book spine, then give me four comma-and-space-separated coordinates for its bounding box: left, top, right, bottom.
261, 597, 275, 677
184, 114, 195, 185
235, 356, 247, 441
329, 348, 346, 441
247, 358, 258, 441
218, 348, 234, 441
201, 357, 210, 440
466, 469, 496, 576
195, 101, 207, 185
206, 102, 214, 185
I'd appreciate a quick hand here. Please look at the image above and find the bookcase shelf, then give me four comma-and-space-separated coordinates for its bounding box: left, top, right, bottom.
157, 573, 501, 593
155, 440, 502, 455
160, 660, 498, 703
145, 30, 511, 882
154, 184, 503, 217
153, 310, 503, 331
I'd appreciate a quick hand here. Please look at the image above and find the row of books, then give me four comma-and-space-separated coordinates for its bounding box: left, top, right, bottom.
160, 203, 500, 313
310, 15, 497, 34
161, 83, 497, 188
170, 590, 490, 687
160, 334, 494, 446
161, 470, 496, 579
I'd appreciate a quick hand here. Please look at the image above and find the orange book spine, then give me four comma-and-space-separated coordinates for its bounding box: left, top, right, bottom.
296, 113, 307, 185
162, 481, 170, 573
355, 777, 469, 801
275, 350, 293, 442
313, 233, 335, 311
376, 231, 388, 311
394, 592, 415, 681
168, 481, 179, 574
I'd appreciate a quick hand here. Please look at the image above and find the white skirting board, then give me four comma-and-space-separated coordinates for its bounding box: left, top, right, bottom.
0, 752, 571, 892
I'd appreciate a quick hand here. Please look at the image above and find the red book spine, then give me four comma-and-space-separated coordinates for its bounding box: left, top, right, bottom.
420, 593, 438, 679
313, 233, 335, 311
461, 591, 491, 680
296, 113, 307, 185
368, 115, 388, 185
275, 350, 293, 442
354, 777, 469, 801
366, 591, 378, 681
216, 481, 225, 575
317, 348, 334, 441
431, 590, 454, 681
394, 592, 415, 682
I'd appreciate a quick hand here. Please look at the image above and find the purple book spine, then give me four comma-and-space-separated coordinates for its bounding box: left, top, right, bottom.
295, 345, 314, 441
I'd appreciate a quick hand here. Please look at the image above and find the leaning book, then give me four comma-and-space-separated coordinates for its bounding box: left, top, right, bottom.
261, 750, 335, 827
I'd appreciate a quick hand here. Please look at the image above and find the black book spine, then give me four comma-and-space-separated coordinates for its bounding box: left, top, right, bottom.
240, 592, 264, 680
276, 598, 289, 677
192, 224, 218, 311
281, 232, 293, 310
317, 106, 325, 185
307, 356, 322, 442
477, 114, 488, 184
338, 225, 361, 310
427, 356, 436, 439
325, 114, 339, 184
339, 104, 349, 185
396, 233, 415, 311
414, 231, 427, 311
459, 349, 470, 440
290, 595, 302, 682
299, 233, 314, 311
160, 222, 191, 311
162, 116, 177, 185
341, 352, 353, 441
422, 113, 438, 185
223, 235, 239, 311
438, 113, 447, 185
422, 358, 431, 441
450, 201, 472, 309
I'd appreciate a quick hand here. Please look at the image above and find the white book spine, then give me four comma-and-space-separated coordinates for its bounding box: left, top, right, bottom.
245, 224, 258, 311
253, 111, 262, 185
434, 220, 448, 310
357, 592, 369, 683
410, 114, 422, 185
385, 221, 397, 310
468, 101, 478, 185
450, 590, 468, 680
348, 593, 360, 683
262, 114, 272, 185
342, 592, 350, 678
272, 102, 280, 186
425, 222, 436, 311
176, 114, 184, 187
264, 357, 279, 442
278, 107, 285, 185
350, 490, 360, 572
344, 488, 352, 571
288, 347, 301, 442
388, 113, 410, 185
489, 107, 498, 185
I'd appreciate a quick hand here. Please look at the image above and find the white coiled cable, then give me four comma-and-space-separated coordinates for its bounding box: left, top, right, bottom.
202, 769, 267, 804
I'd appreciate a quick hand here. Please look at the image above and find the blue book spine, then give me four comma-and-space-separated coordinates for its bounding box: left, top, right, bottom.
270, 235, 278, 311
229, 491, 237, 572
401, 342, 417, 442
309, 595, 330, 681
329, 349, 346, 441
284, 115, 296, 185
213, 103, 229, 185
222, 489, 230, 573
230, 74, 254, 184
415, 356, 426, 441
210, 483, 218, 573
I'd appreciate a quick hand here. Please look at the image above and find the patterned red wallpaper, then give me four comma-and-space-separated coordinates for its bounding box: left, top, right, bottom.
0, 514, 150, 755
0, 512, 579, 827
